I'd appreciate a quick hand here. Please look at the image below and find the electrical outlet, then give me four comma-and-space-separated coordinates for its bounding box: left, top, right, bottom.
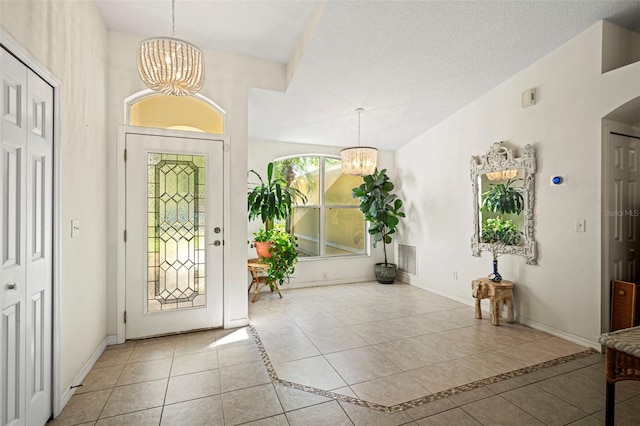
453, 271, 458, 280
322, 272, 328, 280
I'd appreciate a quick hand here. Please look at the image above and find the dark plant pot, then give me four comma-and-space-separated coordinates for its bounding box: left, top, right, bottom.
254, 241, 272, 258
375, 263, 397, 284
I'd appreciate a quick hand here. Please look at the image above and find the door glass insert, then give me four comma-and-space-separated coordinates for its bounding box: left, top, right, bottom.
147, 153, 206, 312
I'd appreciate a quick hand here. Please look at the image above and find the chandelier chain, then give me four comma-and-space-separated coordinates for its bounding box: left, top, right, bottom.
171, 0, 176, 37
358, 110, 361, 147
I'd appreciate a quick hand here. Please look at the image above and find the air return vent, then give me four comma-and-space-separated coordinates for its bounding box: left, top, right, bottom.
397, 243, 417, 276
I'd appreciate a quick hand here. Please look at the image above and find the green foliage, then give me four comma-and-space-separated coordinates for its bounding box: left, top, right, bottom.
273, 157, 319, 191
252, 228, 272, 243
352, 169, 405, 265
261, 228, 298, 288
481, 218, 522, 258
248, 162, 307, 230
481, 179, 524, 216
272, 157, 318, 233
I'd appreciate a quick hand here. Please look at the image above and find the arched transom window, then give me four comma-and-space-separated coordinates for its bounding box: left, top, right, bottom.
128, 93, 225, 133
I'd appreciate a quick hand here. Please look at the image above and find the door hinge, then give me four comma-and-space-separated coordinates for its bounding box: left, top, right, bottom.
124, 311, 127, 323
124, 149, 127, 161
123, 230, 127, 242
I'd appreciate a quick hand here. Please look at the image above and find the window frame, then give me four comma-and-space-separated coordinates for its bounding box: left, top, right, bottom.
273, 154, 370, 260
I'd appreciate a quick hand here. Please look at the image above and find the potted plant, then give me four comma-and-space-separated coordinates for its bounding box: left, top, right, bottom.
352, 169, 405, 284
248, 162, 307, 257
252, 228, 273, 258
481, 217, 522, 281
261, 228, 299, 289
481, 178, 524, 215
480, 178, 524, 281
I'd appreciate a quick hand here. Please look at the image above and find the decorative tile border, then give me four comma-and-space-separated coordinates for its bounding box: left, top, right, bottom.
248, 325, 597, 413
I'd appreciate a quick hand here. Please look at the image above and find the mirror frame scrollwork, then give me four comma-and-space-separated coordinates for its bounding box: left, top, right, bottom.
470, 141, 537, 265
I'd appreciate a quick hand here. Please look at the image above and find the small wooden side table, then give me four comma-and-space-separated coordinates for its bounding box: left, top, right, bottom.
472, 278, 514, 326
247, 258, 282, 303
599, 326, 640, 426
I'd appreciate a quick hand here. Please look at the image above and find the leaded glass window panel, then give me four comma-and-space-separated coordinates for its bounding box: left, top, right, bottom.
147, 152, 206, 312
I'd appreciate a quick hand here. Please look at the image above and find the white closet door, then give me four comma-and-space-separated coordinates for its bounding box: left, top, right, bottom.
609, 133, 640, 283
0, 46, 53, 426
25, 62, 53, 426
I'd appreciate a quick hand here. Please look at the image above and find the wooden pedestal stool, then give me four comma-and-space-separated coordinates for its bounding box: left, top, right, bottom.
247, 258, 282, 303
472, 277, 514, 326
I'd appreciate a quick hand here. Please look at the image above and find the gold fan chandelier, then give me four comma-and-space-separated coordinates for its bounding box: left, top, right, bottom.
136, 0, 205, 96
340, 108, 378, 176
486, 169, 518, 181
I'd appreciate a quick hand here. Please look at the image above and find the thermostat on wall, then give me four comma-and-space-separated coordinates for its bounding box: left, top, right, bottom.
550, 175, 566, 186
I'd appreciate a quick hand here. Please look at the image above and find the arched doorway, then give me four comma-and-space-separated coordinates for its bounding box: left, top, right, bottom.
602, 95, 640, 333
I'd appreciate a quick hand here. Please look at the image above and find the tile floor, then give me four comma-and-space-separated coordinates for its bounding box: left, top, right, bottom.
50, 282, 640, 425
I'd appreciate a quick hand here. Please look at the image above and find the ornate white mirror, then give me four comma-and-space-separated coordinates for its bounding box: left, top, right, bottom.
470, 142, 537, 265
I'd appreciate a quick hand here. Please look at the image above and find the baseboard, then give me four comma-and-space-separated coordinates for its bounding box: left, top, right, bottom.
518, 317, 602, 352
401, 274, 475, 307
279, 276, 376, 290
251, 276, 376, 292
400, 274, 603, 352
106, 335, 118, 346
58, 335, 109, 416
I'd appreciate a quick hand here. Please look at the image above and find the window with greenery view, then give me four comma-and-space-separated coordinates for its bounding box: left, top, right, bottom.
272, 156, 366, 258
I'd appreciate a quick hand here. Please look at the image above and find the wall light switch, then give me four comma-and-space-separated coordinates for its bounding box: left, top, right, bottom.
575, 219, 586, 233
522, 88, 536, 107
71, 219, 80, 237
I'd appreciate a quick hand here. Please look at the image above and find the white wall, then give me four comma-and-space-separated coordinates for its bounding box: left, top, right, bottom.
1, 0, 109, 400
602, 20, 640, 73
248, 138, 396, 287
105, 32, 287, 334
395, 21, 640, 348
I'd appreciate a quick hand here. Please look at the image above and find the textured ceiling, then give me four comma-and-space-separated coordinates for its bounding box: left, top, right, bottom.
96, 0, 640, 151
95, 0, 320, 63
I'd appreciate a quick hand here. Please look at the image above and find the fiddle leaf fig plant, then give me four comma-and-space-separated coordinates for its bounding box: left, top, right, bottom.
352, 169, 405, 266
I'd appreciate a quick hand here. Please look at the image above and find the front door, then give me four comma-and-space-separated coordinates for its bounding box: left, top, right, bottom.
125, 131, 224, 339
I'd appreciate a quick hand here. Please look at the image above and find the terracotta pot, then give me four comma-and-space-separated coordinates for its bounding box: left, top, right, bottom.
254, 241, 273, 258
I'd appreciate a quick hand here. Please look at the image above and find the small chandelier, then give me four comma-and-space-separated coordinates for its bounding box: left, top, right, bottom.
486, 169, 518, 181
340, 108, 378, 176
136, 0, 205, 96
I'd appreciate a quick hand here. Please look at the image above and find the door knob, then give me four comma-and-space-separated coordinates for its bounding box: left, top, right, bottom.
6, 282, 17, 290
213, 240, 221, 246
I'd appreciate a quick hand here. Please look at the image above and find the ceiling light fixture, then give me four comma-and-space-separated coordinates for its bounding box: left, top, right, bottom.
486, 170, 518, 181
341, 108, 378, 176
136, 0, 205, 96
